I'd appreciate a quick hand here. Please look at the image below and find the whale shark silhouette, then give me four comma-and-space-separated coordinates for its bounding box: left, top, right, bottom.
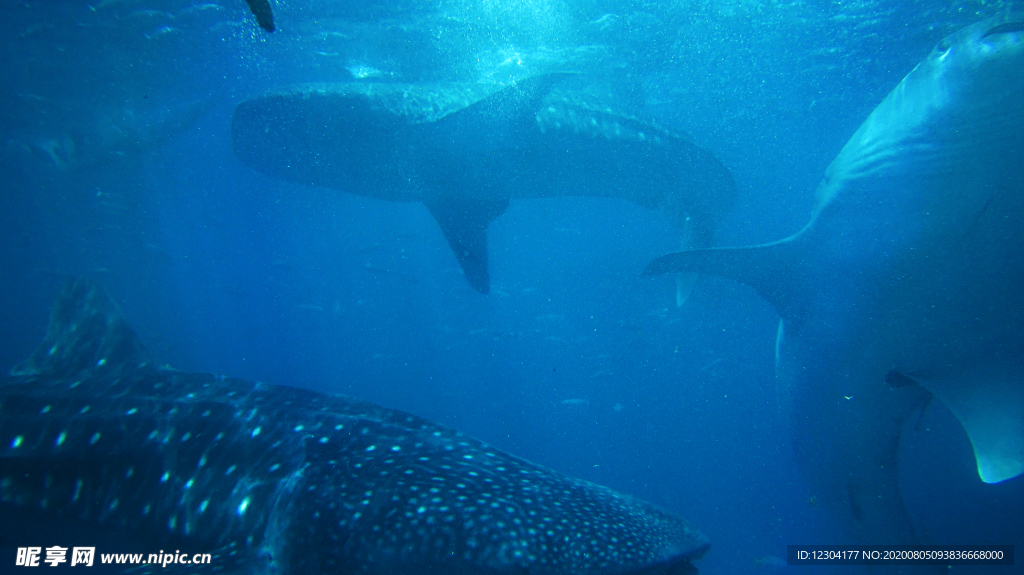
231, 74, 736, 294
11, 97, 213, 173
646, 15, 1023, 543
0, 278, 710, 573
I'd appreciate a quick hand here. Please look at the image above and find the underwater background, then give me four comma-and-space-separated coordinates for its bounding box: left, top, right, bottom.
1, 0, 1022, 573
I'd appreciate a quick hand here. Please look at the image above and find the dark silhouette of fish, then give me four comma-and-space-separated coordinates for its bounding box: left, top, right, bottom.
244, 0, 274, 32
14, 98, 214, 173
0, 278, 709, 573
231, 74, 736, 294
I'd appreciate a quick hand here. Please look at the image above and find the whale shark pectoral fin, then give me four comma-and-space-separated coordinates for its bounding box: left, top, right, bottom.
425, 195, 510, 294
972, 423, 1024, 484
644, 239, 806, 325
922, 372, 1024, 483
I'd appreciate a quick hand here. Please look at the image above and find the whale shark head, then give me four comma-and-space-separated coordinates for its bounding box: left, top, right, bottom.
645, 14, 1023, 543
815, 14, 1024, 216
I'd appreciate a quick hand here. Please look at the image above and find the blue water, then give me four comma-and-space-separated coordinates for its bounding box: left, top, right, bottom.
1, 0, 1021, 573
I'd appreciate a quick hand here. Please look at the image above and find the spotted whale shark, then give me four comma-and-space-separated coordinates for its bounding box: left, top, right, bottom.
646, 15, 1023, 543
0, 278, 709, 573
231, 75, 736, 294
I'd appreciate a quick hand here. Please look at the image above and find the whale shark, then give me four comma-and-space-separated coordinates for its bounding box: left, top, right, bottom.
231, 75, 736, 294
10, 97, 214, 173
0, 278, 709, 573
645, 15, 1023, 543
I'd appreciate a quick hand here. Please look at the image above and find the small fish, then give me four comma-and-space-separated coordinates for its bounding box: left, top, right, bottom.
182, 3, 224, 13
144, 24, 180, 39
754, 555, 787, 569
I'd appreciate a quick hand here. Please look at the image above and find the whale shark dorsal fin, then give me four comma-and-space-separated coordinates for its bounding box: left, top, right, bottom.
11, 277, 150, 378
425, 196, 510, 294
644, 236, 808, 326
920, 371, 1024, 483
434, 73, 571, 139
467, 73, 569, 121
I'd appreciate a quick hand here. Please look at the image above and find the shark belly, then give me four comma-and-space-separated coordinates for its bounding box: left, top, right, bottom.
776, 15, 1024, 540
644, 14, 1023, 544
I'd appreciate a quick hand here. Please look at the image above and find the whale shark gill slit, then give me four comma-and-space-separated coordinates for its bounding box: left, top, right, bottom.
983, 20, 1024, 38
